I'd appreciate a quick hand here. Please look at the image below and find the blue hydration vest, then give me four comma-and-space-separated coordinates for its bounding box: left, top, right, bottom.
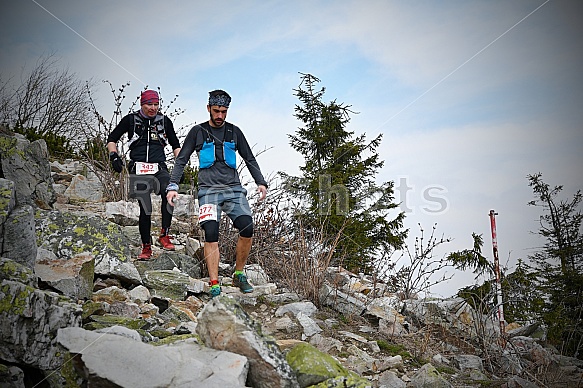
199, 122, 237, 169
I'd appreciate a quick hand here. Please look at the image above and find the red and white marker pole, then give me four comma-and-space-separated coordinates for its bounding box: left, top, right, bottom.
489, 210, 505, 338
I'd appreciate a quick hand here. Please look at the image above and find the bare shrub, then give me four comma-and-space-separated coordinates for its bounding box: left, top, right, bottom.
375, 223, 453, 300
1, 54, 95, 144
217, 173, 345, 306
79, 81, 189, 201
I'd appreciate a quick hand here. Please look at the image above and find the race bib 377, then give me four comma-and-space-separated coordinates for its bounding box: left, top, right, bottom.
198, 204, 218, 223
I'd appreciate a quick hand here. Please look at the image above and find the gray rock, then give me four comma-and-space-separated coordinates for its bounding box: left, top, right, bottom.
378, 370, 406, 388
378, 355, 404, 372
57, 326, 249, 387
0, 133, 55, 208
197, 295, 299, 388
95, 325, 142, 341
325, 267, 352, 288
309, 333, 343, 353
0, 257, 37, 287
175, 321, 197, 335
409, 363, 453, 388
432, 354, 451, 365
379, 316, 408, 337
347, 344, 381, 374
34, 251, 94, 300
128, 285, 151, 303
339, 330, 369, 343
0, 280, 82, 370
105, 200, 139, 226
93, 285, 131, 302
109, 301, 141, 318
499, 351, 523, 375
64, 173, 103, 202
185, 235, 202, 257
506, 375, 540, 388
452, 354, 484, 372
297, 311, 323, 338
50, 159, 87, 175
142, 270, 192, 300
366, 296, 402, 321
35, 209, 141, 285
265, 292, 301, 304
2, 204, 37, 269
319, 283, 366, 316
250, 282, 278, 296
0, 179, 16, 251
171, 193, 196, 218
52, 183, 67, 195
121, 225, 141, 246
149, 194, 196, 222
0, 364, 25, 388
244, 263, 271, 285
506, 322, 542, 338
275, 316, 298, 333
276, 301, 318, 317
134, 251, 202, 279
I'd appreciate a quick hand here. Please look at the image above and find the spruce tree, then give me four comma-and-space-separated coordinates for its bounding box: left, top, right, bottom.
527, 172, 583, 358
282, 73, 406, 272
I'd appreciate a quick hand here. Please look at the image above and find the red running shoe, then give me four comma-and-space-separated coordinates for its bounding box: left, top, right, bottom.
138, 243, 152, 260
158, 234, 175, 251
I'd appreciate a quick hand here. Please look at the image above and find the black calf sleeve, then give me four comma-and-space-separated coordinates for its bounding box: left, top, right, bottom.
234, 215, 253, 238
202, 221, 219, 242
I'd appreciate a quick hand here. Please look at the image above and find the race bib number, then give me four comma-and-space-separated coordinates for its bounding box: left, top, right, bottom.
199, 204, 217, 223
135, 162, 159, 175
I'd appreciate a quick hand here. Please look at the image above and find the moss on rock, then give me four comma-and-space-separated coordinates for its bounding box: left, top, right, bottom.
83, 314, 147, 331
287, 342, 358, 387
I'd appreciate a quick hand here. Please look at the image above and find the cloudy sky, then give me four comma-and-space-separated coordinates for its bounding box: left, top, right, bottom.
2, 1, 582, 296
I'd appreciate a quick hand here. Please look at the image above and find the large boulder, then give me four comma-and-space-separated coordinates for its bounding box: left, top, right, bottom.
141, 270, 193, 301
197, 295, 300, 388
0, 178, 16, 245
0, 179, 38, 269
0, 129, 55, 208
134, 251, 202, 280
35, 249, 95, 300
2, 204, 37, 269
35, 209, 141, 285
286, 342, 367, 388
57, 326, 249, 387
0, 258, 82, 370
0, 177, 37, 269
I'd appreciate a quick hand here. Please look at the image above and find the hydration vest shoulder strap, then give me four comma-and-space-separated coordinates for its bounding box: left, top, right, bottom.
199, 122, 235, 145
200, 122, 213, 143
225, 122, 235, 146
128, 113, 166, 148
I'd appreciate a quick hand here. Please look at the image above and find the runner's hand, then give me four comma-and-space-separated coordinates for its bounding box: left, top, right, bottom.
109, 152, 124, 173
257, 185, 267, 201
167, 191, 178, 206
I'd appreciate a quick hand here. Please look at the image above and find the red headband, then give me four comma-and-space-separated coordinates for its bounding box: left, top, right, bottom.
140, 90, 159, 105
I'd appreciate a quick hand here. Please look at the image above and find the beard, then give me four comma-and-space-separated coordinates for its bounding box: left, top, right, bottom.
210, 116, 224, 127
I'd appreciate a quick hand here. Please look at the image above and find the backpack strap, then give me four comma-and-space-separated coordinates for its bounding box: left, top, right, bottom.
128, 112, 167, 149
200, 122, 213, 143
224, 122, 235, 148
199, 121, 235, 150
127, 113, 144, 149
